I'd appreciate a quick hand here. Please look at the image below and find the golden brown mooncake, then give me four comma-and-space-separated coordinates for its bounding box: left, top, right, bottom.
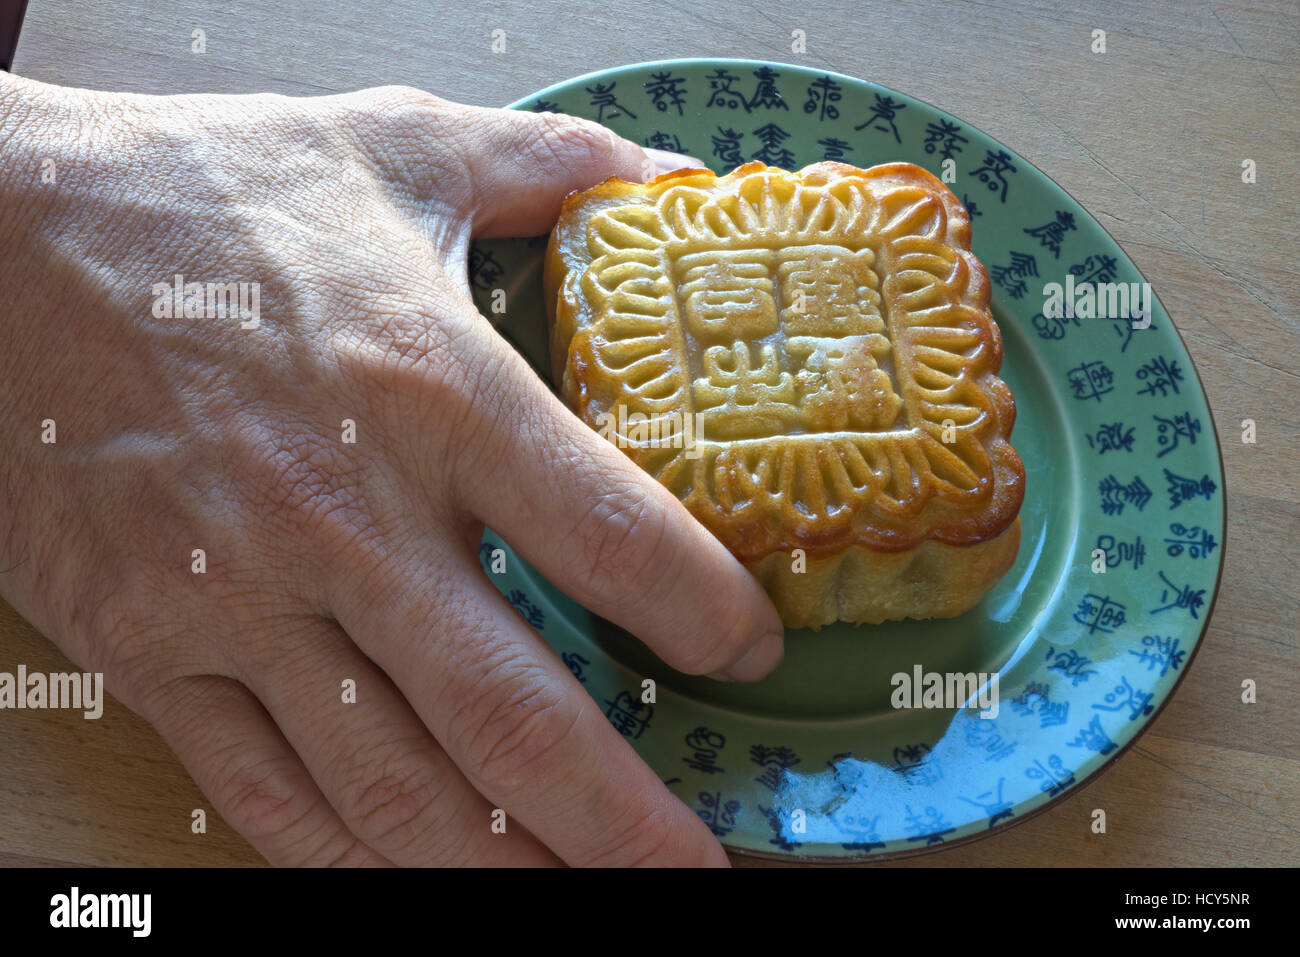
544, 160, 1025, 629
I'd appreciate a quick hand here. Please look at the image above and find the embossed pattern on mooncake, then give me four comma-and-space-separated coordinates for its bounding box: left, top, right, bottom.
545, 161, 1024, 571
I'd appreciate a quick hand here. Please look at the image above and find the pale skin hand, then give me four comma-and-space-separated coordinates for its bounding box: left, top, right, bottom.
0, 73, 785, 866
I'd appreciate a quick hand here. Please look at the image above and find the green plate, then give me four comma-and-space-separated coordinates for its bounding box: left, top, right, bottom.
468, 58, 1225, 860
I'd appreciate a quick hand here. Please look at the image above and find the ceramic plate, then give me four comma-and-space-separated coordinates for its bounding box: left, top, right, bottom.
467, 58, 1225, 860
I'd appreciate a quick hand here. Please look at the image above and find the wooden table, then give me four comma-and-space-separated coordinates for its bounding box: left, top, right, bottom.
2, 0, 1296, 867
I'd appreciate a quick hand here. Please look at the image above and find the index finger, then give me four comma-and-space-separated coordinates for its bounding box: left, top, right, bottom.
453, 330, 785, 682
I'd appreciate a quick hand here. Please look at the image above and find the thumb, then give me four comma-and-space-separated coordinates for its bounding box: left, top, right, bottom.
450, 106, 702, 237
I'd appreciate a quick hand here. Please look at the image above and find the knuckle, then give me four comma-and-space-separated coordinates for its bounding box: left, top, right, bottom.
341, 756, 441, 845
451, 661, 583, 792
220, 756, 313, 843
348, 85, 471, 205
358, 85, 454, 127
570, 480, 671, 599
77, 579, 205, 707
86, 597, 165, 696
528, 111, 626, 170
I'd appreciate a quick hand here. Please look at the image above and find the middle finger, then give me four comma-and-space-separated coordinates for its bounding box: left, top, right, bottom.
235, 612, 560, 866
328, 533, 731, 867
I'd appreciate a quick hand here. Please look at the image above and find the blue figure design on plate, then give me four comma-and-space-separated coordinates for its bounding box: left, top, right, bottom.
1092, 676, 1155, 721
750, 744, 801, 792
1068, 715, 1117, 755
961, 193, 983, 217
507, 589, 544, 630
711, 126, 745, 166
704, 68, 750, 111
1068, 359, 1115, 402
1072, 593, 1126, 634
960, 778, 1015, 828
803, 74, 842, 121
892, 743, 941, 786
903, 805, 955, 845
1087, 422, 1135, 454
922, 119, 967, 161
468, 246, 504, 292
682, 726, 727, 775
1041, 700, 1069, 729
696, 791, 741, 837
964, 716, 1018, 761
1128, 635, 1186, 677
644, 71, 688, 115
989, 250, 1038, 299
1045, 647, 1098, 686
1012, 681, 1070, 728
818, 136, 853, 161
1025, 754, 1076, 796
644, 131, 688, 154
1164, 469, 1216, 509
756, 804, 802, 851
853, 93, 907, 144
560, 651, 589, 684
1010, 682, 1048, 713
831, 812, 884, 852
1068, 252, 1119, 286
1095, 532, 1146, 571
603, 690, 652, 739
1150, 571, 1206, 619
746, 66, 788, 110
1164, 523, 1217, 559
826, 751, 863, 795
1153, 411, 1200, 457
1111, 307, 1156, 353
586, 82, 636, 122
970, 149, 1017, 202
531, 98, 563, 113
1023, 210, 1077, 258
1032, 308, 1077, 341
751, 123, 795, 168
1136, 355, 1184, 397
1098, 473, 1151, 515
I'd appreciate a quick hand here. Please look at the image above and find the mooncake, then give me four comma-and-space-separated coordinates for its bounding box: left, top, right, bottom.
544, 160, 1024, 629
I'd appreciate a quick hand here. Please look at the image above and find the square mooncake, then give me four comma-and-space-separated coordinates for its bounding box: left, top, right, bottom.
544, 161, 1024, 629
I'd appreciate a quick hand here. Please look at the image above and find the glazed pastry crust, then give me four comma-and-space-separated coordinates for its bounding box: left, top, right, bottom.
544, 160, 1024, 627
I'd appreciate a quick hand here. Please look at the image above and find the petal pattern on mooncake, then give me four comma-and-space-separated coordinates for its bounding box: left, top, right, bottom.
545, 161, 1025, 627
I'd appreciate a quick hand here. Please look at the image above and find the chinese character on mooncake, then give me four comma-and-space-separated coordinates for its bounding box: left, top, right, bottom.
543, 161, 1024, 629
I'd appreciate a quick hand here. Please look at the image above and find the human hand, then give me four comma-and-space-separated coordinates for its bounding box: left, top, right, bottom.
0, 74, 784, 866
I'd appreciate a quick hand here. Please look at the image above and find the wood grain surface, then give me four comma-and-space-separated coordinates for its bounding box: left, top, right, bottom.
2, 0, 1296, 867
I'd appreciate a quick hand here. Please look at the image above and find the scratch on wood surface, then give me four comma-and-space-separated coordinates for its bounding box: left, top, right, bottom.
1204, 1, 1249, 56
1013, 87, 1293, 330
1131, 744, 1299, 833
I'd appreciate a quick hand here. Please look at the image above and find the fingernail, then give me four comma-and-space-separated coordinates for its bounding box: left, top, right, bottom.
643, 146, 707, 174
709, 630, 784, 683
